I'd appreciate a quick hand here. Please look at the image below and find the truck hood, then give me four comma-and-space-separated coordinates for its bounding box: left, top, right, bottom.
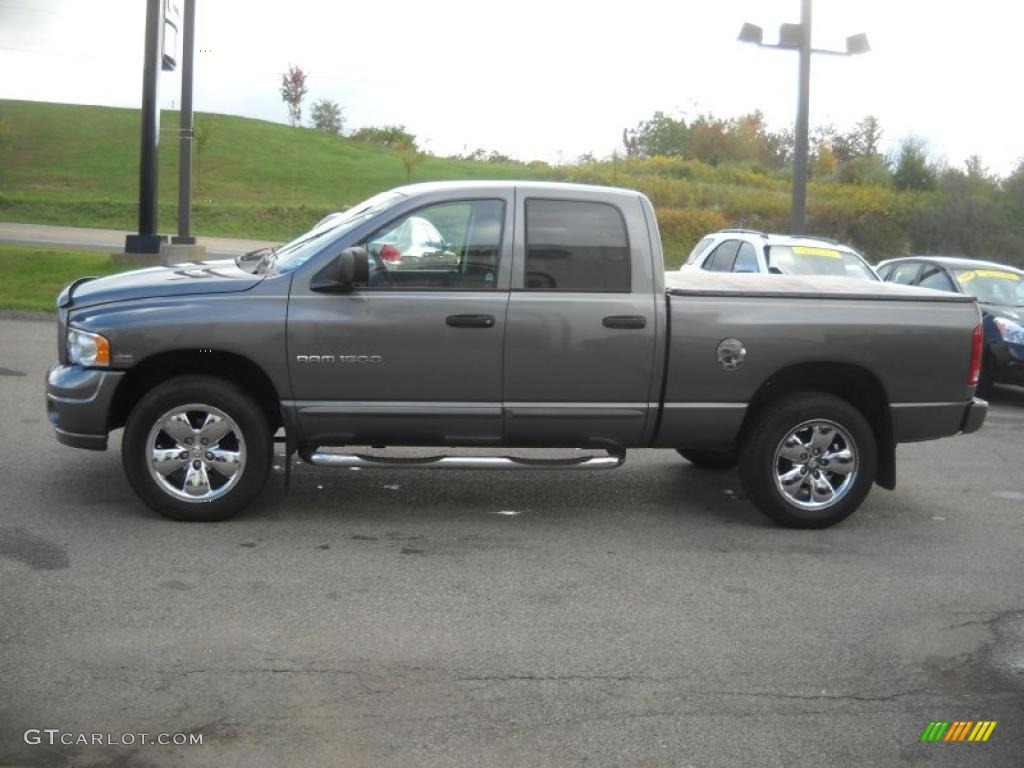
61, 260, 266, 308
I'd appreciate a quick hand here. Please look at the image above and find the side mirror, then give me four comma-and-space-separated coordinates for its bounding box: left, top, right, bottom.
310, 247, 369, 292
768, 266, 784, 275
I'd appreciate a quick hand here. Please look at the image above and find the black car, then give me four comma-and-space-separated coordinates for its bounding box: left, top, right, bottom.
877, 256, 1024, 396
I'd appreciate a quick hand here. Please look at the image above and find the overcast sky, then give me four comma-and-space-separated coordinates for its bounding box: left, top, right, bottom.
2, 0, 1023, 174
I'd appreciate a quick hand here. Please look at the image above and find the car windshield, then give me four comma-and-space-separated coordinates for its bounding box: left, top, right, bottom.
953, 268, 1024, 306
768, 245, 876, 280
265, 191, 406, 273
685, 236, 715, 265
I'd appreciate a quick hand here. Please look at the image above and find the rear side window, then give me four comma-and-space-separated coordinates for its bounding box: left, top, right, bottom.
525, 200, 630, 292
732, 242, 759, 272
917, 266, 955, 292
704, 240, 741, 272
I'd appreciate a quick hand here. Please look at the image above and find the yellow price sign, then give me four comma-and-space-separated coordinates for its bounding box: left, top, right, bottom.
792, 246, 842, 259
976, 269, 1020, 281
958, 269, 1021, 283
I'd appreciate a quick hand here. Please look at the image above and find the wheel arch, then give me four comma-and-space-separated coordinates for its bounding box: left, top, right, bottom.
740, 361, 895, 490
109, 350, 284, 435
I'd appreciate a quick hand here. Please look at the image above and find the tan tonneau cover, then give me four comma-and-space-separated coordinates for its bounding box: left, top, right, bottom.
665, 271, 976, 302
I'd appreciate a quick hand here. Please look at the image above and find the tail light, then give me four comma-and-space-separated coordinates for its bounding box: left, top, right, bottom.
968, 323, 983, 387
379, 244, 401, 262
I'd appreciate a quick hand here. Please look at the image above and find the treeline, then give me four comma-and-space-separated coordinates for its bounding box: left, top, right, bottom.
551, 110, 1024, 265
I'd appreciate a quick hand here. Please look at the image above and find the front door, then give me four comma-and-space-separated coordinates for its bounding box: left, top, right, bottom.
286, 195, 513, 447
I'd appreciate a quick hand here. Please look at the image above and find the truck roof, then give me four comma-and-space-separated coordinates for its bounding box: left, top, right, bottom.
390, 180, 645, 201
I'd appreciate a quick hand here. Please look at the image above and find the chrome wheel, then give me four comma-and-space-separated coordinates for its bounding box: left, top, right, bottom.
773, 419, 857, 511
145, 403, 246, 503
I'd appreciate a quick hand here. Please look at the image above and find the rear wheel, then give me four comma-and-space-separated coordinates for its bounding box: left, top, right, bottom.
676, 448, 737, 470
122, 375, 272, 521
738, 392, 877, 529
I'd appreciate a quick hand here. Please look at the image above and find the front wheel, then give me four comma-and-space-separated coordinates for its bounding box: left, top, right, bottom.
122, 375, 272, 521
738, 392, 877, 529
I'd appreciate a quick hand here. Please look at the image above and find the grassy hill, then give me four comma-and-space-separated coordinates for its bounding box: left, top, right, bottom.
0, 99, 545, 240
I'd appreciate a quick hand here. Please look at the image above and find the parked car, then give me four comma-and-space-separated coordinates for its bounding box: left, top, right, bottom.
877, 256, 1024, 396
682, 229, 879, 281
47, 182, 985, 529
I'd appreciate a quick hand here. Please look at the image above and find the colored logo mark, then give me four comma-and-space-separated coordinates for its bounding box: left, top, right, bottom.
920, 721, 997, 742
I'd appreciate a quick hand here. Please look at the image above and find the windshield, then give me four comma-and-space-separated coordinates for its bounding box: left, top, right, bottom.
768, 245, 877, 280
266, 191, 405, 273
685, 236, 715, 266
953, 268, 1024, 306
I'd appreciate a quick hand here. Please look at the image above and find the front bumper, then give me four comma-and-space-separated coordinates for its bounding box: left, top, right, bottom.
45, 364, 124, 450
989, 341, 1024, 386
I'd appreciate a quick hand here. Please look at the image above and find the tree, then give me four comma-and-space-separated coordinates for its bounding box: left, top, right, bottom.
854, 116, 883, 157
349, 124, 415, 149
310, 98, 344, 135
193, 115, 219, 190
279, 65, 308, 127
892, 137, 937, 191
629, 111, 689, 158
397, 136, 425, 182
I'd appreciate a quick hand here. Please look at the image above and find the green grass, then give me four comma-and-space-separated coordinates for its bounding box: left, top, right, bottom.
0, 99, 546, 241
0, 244, 138, 312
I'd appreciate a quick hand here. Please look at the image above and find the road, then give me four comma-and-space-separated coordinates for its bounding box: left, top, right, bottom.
0, 222, 279, 260
1, 316, 1022, 767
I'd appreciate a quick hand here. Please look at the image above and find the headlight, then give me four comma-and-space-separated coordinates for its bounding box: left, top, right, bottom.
67, 328, 110, 367
994, 317, 1024, 345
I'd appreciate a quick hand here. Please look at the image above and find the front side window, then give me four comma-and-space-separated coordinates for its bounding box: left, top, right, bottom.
524, 199, 630, 292
361, 200, 505, 289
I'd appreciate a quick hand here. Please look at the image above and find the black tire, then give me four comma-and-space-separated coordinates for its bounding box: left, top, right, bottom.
676, 448, 737, 470
122, 375, 272, 522
738, 392, 877, 529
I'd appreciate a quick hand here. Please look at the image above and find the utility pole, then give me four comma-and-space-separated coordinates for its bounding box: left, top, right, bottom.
125, 0, 166, 254
172, 0, 197, 247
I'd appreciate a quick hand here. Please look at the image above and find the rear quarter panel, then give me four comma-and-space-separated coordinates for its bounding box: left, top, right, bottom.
657, 292, 980, 447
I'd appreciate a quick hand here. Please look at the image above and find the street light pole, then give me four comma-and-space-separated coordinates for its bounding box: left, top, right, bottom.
791, 0, 812, 234
738, 0, 869, 236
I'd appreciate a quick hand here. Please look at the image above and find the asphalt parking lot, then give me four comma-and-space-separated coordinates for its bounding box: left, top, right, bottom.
1, 315, 1022, 767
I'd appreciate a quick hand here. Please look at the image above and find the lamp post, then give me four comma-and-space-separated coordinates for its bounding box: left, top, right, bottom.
738, 0, 869, 235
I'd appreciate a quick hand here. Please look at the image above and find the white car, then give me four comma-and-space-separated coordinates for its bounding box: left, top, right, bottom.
681, 229, 880, 281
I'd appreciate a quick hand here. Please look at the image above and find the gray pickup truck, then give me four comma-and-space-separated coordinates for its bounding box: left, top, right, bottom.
46, 181, 987, 528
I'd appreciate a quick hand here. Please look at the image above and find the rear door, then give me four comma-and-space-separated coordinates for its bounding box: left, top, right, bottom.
502, 191, 659, 447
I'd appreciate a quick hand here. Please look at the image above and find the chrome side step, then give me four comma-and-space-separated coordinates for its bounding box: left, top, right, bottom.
301, 449, 626, 471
